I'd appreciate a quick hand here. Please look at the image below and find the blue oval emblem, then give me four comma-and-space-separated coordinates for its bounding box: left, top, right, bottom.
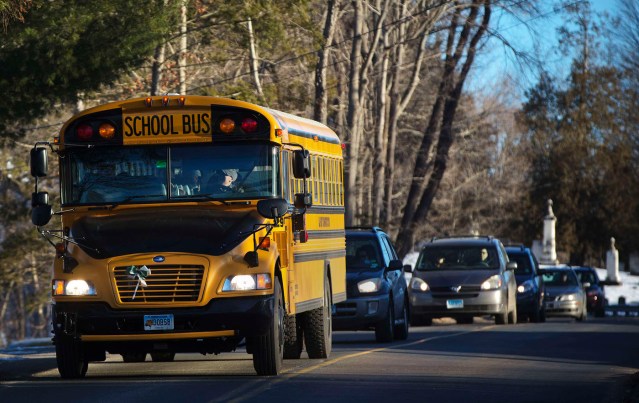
153, 256, 165, 263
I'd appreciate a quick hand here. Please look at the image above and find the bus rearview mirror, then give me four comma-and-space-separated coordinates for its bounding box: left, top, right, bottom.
30, 147, 48, 178
31, 204, 53, 226
257, 198, 289, 219
31, 191, 49, 207
292, 149, 311, 179
294, 193, 312, 209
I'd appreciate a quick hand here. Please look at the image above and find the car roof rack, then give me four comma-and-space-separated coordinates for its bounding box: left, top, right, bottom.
430, 235, 493, 242
345, 226, 384, 233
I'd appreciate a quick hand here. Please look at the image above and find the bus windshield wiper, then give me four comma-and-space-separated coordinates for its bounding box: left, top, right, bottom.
184, 193, 231, 205
107, 194, 166, 209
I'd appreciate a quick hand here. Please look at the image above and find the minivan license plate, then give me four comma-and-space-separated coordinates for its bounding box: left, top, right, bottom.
144, 314, 174, 331
446, 299, 464, 309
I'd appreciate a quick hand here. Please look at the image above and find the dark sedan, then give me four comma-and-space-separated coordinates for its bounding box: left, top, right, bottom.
572, 266, 606, 317
541, 266, 587, 321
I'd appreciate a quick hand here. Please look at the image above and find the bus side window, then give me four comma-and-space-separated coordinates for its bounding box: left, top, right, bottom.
281, 150, 290, 202
312, 155, 318, 204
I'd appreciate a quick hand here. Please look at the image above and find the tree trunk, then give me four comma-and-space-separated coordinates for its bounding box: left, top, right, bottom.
247, 17, 264, 100
396, 0, 491, 257
150, 42, 166, 96
314, 0, 340, 124
178, 0, 187, 94
344, 0, 364, 226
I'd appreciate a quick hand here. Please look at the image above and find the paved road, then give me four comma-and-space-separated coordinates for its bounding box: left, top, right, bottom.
1, 317, 638, 403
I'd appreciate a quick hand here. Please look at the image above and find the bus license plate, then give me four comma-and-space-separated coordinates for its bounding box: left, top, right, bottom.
446, 299, 464, 309
144, 314, 174, 331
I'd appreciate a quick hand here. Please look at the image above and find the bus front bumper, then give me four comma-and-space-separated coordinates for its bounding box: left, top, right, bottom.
52, 295, 274, 342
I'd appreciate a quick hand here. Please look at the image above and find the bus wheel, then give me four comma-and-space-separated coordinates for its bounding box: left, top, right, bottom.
150, 352, 175, 362
56, 336, 88, 379
303, 276, 332, 359
283, 313, 304, 359
253, 279, 284, 375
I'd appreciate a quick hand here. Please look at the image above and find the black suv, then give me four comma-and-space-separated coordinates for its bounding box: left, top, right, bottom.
408, 236, 518, 325
333, 227, 411, 342
505, 245, 545, 322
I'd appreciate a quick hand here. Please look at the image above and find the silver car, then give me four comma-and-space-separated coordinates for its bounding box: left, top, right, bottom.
408, 236, 518, 325
540, 266, 587, 321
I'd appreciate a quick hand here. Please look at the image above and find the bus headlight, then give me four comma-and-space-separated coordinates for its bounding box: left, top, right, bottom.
52, 279, 97, 296
222, 274, 272, 291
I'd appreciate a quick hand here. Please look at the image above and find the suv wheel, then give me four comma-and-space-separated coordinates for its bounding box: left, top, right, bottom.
394, 298, 409, 340
529, 306, 541, 323
508, 307, 517, 324
495, 311, 508, 325
375, 299, 395, 342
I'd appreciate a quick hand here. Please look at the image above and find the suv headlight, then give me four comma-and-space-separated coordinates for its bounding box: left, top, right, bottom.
481, 275, 502, 290
517, 279, 534, 294
559, 293, 577, 301
358, 278, 382, 293
410, 277, 430, 292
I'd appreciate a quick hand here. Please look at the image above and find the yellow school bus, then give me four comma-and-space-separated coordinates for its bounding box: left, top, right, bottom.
29, 95, 346, 377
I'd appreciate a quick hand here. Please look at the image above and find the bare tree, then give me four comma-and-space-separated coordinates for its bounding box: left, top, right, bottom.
396, 0, 492, 257
314, 0, 341, 124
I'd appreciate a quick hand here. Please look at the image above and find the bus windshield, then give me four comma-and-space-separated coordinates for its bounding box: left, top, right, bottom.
62, 143, 280, 205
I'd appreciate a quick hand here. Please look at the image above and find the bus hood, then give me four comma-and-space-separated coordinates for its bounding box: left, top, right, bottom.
70, 207, 264, 259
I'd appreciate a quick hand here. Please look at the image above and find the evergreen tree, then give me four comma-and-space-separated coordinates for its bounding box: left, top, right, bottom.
0, 0, 179, 138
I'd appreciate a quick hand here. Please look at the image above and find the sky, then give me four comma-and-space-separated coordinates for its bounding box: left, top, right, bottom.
468, 0, 622, 100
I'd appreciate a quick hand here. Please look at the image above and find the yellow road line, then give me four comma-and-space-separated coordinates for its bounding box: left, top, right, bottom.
217, 326, 487, 403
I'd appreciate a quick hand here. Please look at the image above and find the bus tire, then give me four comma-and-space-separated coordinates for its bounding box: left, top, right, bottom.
303, 276, 332, 359
283, 313, 303, 359
252, 279, 284, 375
56, 336, 88, 379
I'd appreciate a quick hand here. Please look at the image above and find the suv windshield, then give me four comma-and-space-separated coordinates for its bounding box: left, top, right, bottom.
61, 143, 280, 205
415, 246, 499, 270
507, 253, 532, 275
543, 270, 579, 286
345, 236, 382, 272
576, 270, 597, 284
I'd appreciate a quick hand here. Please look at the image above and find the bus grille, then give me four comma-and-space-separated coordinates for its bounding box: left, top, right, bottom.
113, 265, 205, 303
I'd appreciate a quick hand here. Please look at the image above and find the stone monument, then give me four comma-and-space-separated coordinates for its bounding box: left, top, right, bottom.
540, 199, 558, 265
606, 237, 620, 284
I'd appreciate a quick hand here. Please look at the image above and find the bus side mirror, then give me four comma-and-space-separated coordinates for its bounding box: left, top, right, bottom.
294, 193, 312, 209
257, 198, 289, 219
31, 191, 49, 207
31, 204, 53, 226
30, 147, 48, 177
292, 149, 311, 179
